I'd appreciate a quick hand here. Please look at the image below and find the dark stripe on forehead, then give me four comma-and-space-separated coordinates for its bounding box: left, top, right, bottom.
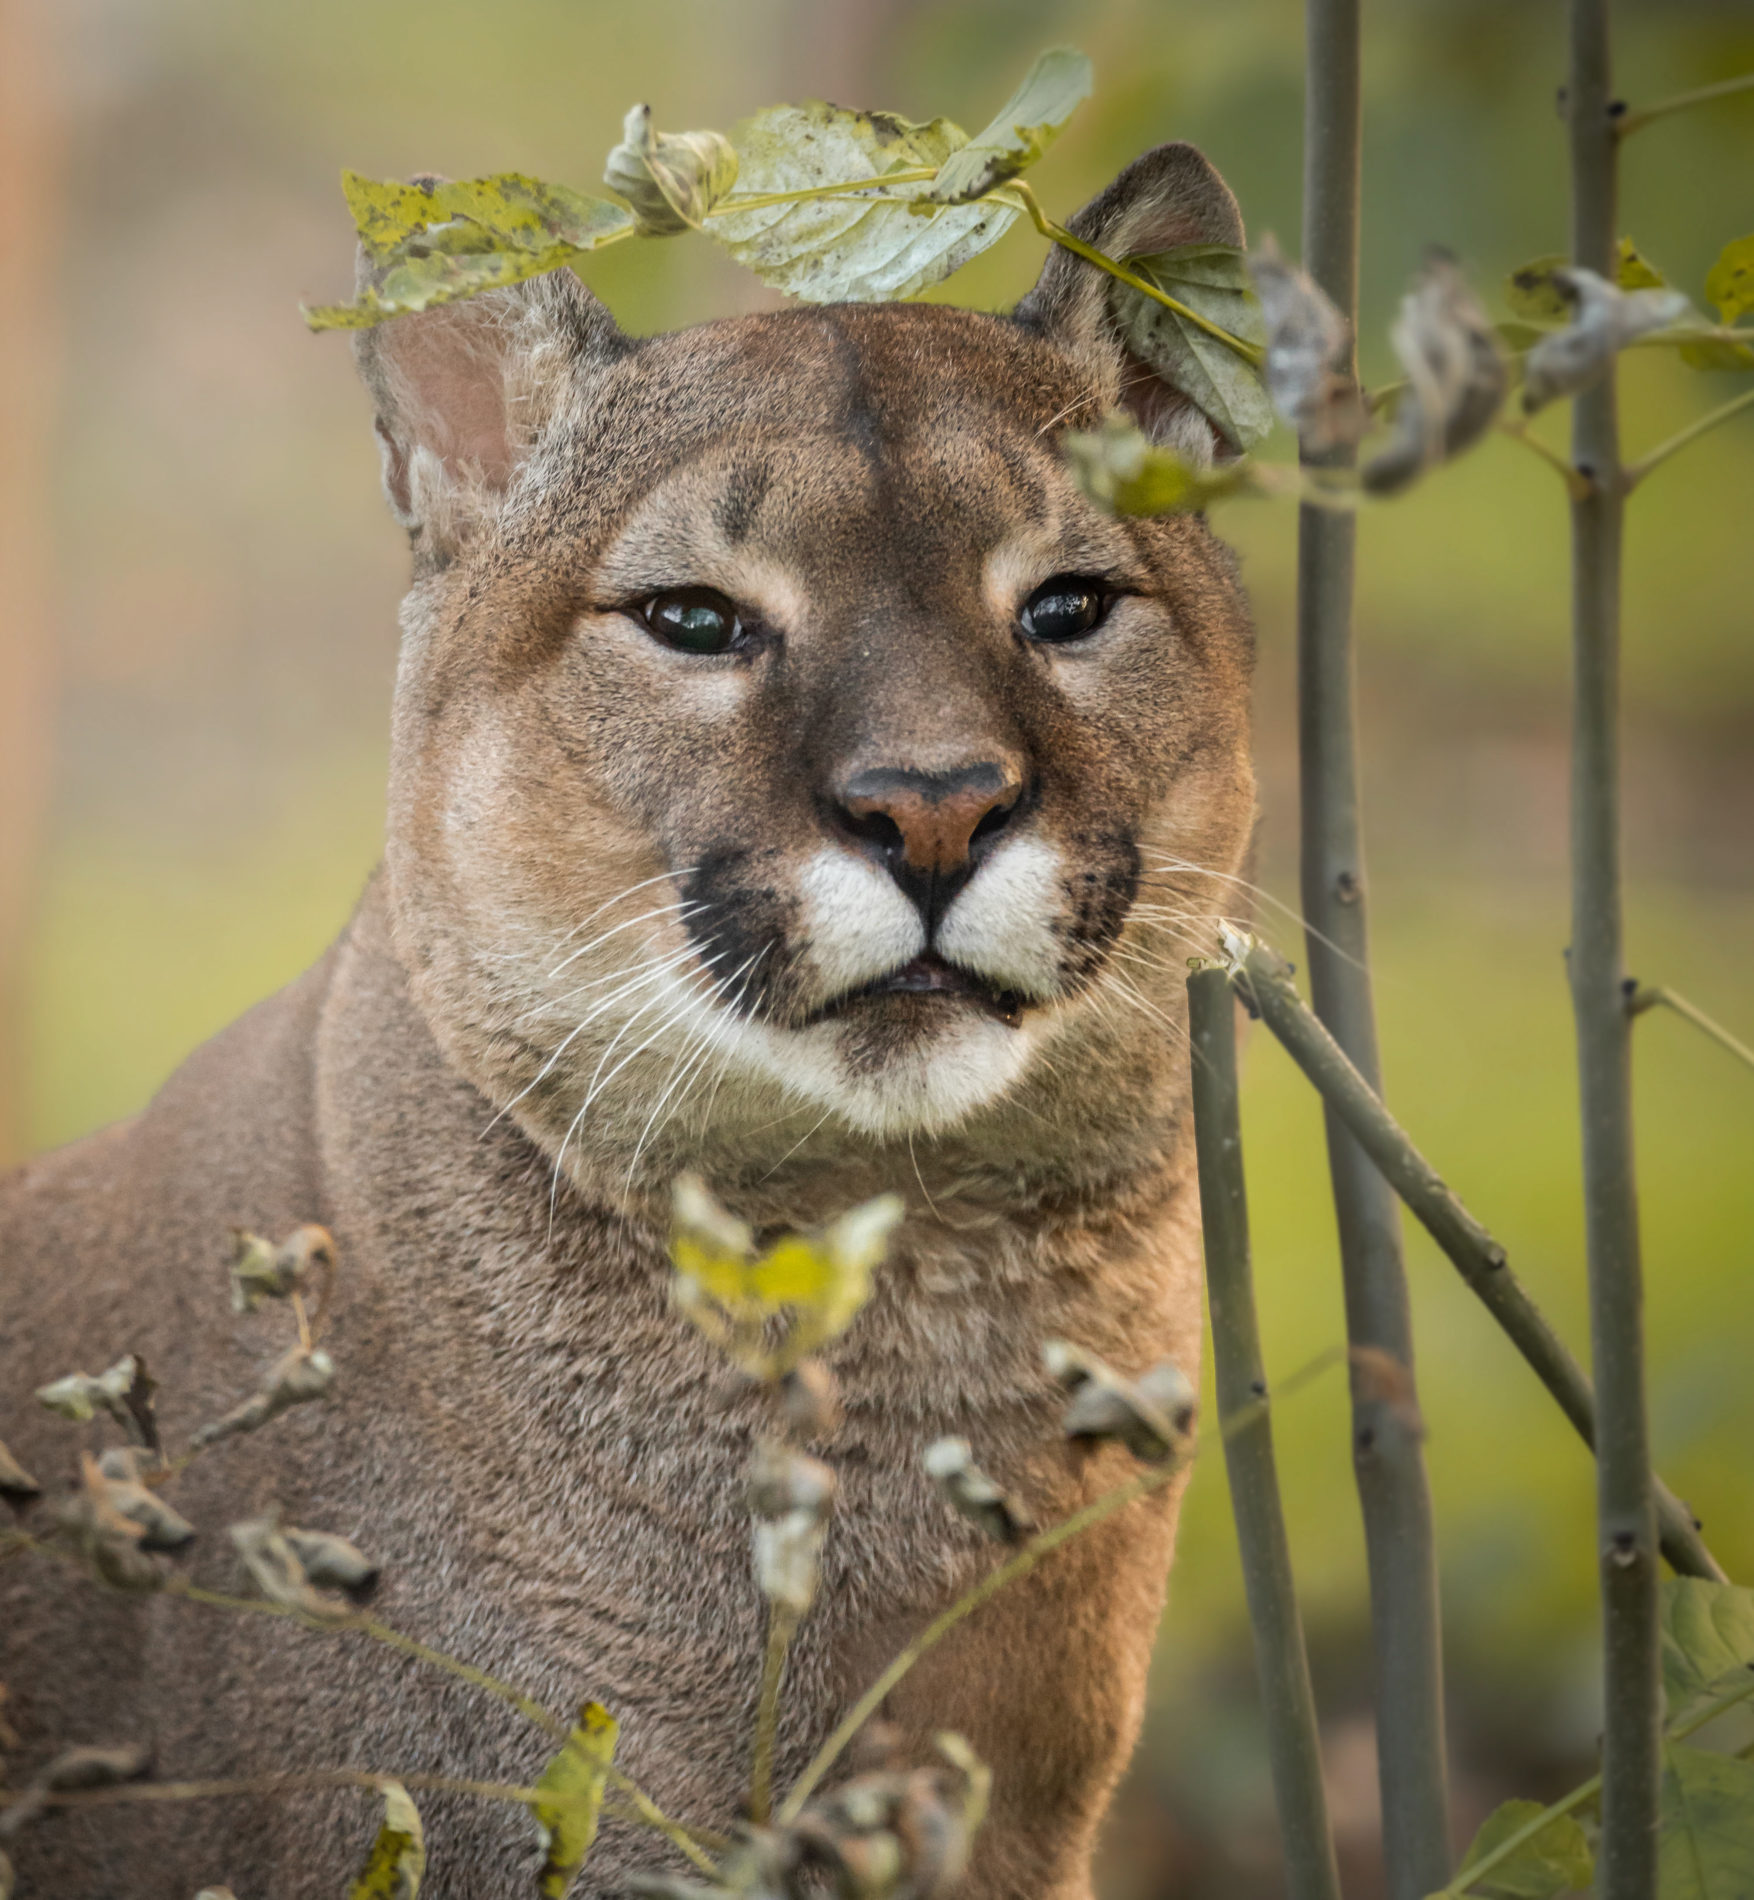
821, 313, 885, 475
714, 457, 775, 546
992, 435, 1053, 528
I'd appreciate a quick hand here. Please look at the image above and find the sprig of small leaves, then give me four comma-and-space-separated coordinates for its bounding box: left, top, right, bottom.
305, 51, 1272, 456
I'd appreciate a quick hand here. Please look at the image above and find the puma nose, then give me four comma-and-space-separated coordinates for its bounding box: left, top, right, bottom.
833, 762, 1023, 923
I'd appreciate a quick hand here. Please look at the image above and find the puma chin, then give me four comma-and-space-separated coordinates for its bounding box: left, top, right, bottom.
701, 824, 1128, 1138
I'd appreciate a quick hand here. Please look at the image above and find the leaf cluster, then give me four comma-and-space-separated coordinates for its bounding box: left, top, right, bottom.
1442, 1578, 1754, 1900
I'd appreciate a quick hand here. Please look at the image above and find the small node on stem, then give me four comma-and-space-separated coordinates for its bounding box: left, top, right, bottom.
779, 1361, 841, 1441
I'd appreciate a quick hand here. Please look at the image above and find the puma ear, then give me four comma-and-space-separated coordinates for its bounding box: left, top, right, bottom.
353, 249, 626, 564
1016, 142, 1246, 463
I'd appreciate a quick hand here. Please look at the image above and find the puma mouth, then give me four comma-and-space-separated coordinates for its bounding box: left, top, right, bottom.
818, 953, 1030, 1028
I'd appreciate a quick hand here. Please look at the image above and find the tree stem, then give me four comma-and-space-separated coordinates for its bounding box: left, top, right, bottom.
1566, 5, 1662, 1893
1189, 970, 1342, 1900
1299, 1, 1451, 1889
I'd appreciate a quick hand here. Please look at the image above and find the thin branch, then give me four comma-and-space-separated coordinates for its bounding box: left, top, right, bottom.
774, 1459, 1184, 1825
1625, 385, 1754, 488
1, 1528, 712, 1867
1628, 983, 1754, 1073
7, 1767, 543, 1816
1189, 968, 1342, 1900
748, 1603, 799, 1827
772, 1344, 1345, 1830
1616, 70, 1754, 138
1, 1765, 720, 1876
1005, 181, 1265, 366
1497, 419, 1593, 500
608, 1781, 725, 1877
1228, 935, 1723, 1582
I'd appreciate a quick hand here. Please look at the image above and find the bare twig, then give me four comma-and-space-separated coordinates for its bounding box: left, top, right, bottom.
1616, 69, 1754, 138
1627, 983, 1754, 1073
1625, 385, 1754, 488
1, 1528, 713, 1869
1189, 968, 1341, 1900
4, 1767, 543, 1816
1005, 180, 1265, 366
1497, 418, 1592, 499
774, 1460, 1184, 1825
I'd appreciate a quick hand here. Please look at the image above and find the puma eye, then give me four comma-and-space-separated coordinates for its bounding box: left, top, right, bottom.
1019, 575, 1109, 644
640, 586, 744, 655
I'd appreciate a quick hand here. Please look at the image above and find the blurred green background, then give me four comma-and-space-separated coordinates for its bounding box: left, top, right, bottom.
7, 0, 1752, 1892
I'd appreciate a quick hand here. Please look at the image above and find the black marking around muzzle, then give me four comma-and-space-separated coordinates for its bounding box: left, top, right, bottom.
681, 848, 801, 1023
1055, 830, 1142, 990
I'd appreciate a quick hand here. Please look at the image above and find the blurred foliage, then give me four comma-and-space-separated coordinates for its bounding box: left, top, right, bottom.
19, 0, 1754, 1890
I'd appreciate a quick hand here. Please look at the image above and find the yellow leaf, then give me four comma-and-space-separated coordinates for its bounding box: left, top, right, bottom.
346, 1782, 425, 1900
749, 1237, 835, 1308
1616, 237, 1667, 290
534, 1702, 619, 1898
1706, 233, 1754, 326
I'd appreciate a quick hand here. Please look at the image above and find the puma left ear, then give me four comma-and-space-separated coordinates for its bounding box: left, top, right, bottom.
353, 232, 628, 569
1016, 142, 1247, 463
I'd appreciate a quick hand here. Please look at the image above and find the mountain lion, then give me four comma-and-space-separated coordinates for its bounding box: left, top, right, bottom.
1, 142, 1256, 1898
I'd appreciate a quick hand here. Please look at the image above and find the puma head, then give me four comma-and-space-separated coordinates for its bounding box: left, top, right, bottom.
354, 144, 1257, 1186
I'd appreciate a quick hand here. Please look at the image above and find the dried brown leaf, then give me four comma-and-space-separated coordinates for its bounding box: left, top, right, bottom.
921, 1438, 1036, 1545
190, 1345, 334, 1450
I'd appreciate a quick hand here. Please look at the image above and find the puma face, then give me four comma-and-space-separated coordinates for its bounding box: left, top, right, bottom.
359, 145, 1256, 1174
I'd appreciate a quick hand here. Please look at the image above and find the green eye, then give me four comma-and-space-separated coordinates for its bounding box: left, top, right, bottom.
641, 587, 743, 655
1019, 575, 1109, 644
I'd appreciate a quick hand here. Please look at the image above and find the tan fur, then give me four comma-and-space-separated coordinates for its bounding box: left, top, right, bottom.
1, 146, 1255, 1898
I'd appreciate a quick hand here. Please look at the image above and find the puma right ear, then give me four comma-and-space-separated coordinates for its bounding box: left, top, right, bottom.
353, 246, 627, 567
1016, 142, 1246, 463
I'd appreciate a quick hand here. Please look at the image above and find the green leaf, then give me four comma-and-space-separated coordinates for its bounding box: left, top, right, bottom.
1658, 1745, 1754, 1900
1679, 336, 1754, 372
346, 1781, 426, 1900
927, 47, 1093, 203
603, 106, 739, 235
1063, 412, 1275, 516
342, 171, 628, 262
1662, 1579, 1754, 1718
534, 1702, 618, 1898
305, 172, 632, 331
1506, 242, 1662, 320
1618, 237, 1668, 290
709, 105, 1016, 302
305, 245, 596, 331
1506, 255, 1572, 323
1110, 245, 1273, 450
1451, 1797, 1593, 1900
1705, 235, 1754, 325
